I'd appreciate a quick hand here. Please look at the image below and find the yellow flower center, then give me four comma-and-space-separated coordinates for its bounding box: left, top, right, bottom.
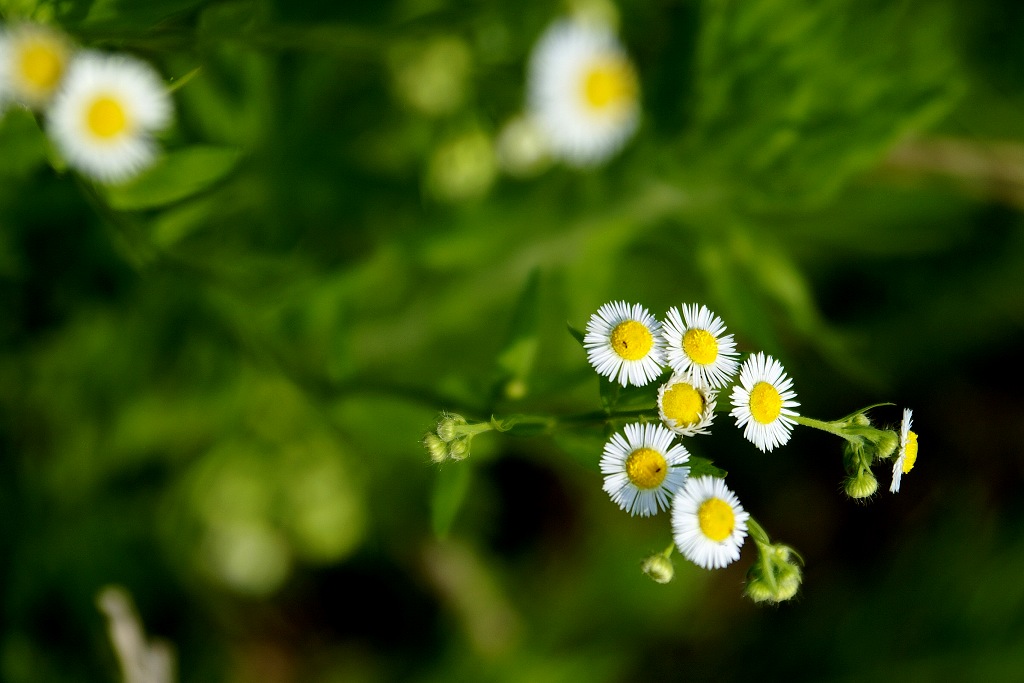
610, 320, 653, 361
749, 382, 782, 424
86, 96, 129, 139
661, 382, 704, 426
902, 431, 918, 474
582, 58, 637, 111
697, 497, 734, 542
625, 447, 668, 490
19, 41, 64, 92
682, 328, 718, 365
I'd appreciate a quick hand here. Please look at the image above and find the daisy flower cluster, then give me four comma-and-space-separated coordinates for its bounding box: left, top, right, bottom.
574, 299, 919, 600
0, 21, 173, 183
425, 298, 919, 603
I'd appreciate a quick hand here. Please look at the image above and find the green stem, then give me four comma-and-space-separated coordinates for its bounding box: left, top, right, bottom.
793, 415, 856, 442
661, 542, 675, 559
489, 409, 659, 436
167, 66, 202, 93
746, 516, 772, 548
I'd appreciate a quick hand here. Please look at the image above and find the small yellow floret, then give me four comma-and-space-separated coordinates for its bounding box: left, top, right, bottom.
698, 497, 734, 542
662, 382, 704, 426
610, 320, 653, 361
902, 431, 918, 473
683, 328, 718, 365
86, 96, 129, 139
582, 59, 637, 110
625, 447, 668, 490
18, 41, 64, 92
749, 382, 782, 425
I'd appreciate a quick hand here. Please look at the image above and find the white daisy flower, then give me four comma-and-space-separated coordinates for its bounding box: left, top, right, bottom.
662, 304, 739, 389
584, 301, 665, 387
672, 475, 749, 570
657, 374, 717, 437
526, 19, 639, 167
601, 422, 690, 517
729, 352, 800, 452
0, 23, 72, 109
890, 408, 918, 493
46, 51, 173, 184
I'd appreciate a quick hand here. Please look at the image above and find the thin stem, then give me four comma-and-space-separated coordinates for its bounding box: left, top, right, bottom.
746, 516, 772, 548
489, 409, 660, 436
793, 415, 855, 442
167, 66, 202, 93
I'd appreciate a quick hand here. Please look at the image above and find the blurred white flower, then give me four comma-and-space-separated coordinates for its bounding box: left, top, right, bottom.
526, 19, 639, 166
0, 23, 72, 109
47, 51, 172, 183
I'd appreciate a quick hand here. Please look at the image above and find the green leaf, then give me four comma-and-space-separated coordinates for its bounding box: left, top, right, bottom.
431, 463, 471, 539
689, 456, 727, 479
103, 146, 242, 211
598, 370, 666, 413
567, 322, 585, 347
78, 0, 210, 29
492, 269, 541, 399
689, 0, 962, 209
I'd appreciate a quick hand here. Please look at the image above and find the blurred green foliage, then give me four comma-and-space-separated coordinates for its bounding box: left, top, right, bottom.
2, 0, 1024, 681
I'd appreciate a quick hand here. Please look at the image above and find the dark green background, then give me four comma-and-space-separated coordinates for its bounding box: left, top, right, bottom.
2, 0, 1023, 680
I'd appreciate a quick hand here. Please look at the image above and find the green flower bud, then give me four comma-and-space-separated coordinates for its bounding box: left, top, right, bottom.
744, 575, 777, 604
844, 469, 878, 499
448, 437, 470, 461
745, 543, 803, 604
849, 413, 871, 427
425, 129, 497, 203
874, 429, 899, 460
436, 413, 467, 443
423, 433, 448, 463
640, 554, 674, 584
495, 116, 551, 178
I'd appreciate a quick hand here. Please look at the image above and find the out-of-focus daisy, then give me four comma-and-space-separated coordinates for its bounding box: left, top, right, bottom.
601, 422, 690, 517
526, 19, 639, 166
46, 51, 173, 184
672, 475, 749, 569
0, 23, 72, 109
584, 301, 665, 387
657, 374, 717, 436
890, 408, 918, 493
730, 352, 799, 452
662, 304, 739, 389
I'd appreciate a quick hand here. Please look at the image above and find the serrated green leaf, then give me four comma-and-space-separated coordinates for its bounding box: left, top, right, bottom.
431, 463, 470, 539
103, 146, 242, 211
689, 456, 727, 479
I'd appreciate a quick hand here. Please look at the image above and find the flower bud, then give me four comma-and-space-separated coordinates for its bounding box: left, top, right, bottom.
640, 554, 674, 584
495, 115, 551, 178
425, 129, 497, 202
849, 413, 871, 427
423, 433, 448, 463
873, 429, 899, 461
447, 437, 470, 461
436, 413, 467, 443
745, 543, 802, 604
844, 469, 878, 499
